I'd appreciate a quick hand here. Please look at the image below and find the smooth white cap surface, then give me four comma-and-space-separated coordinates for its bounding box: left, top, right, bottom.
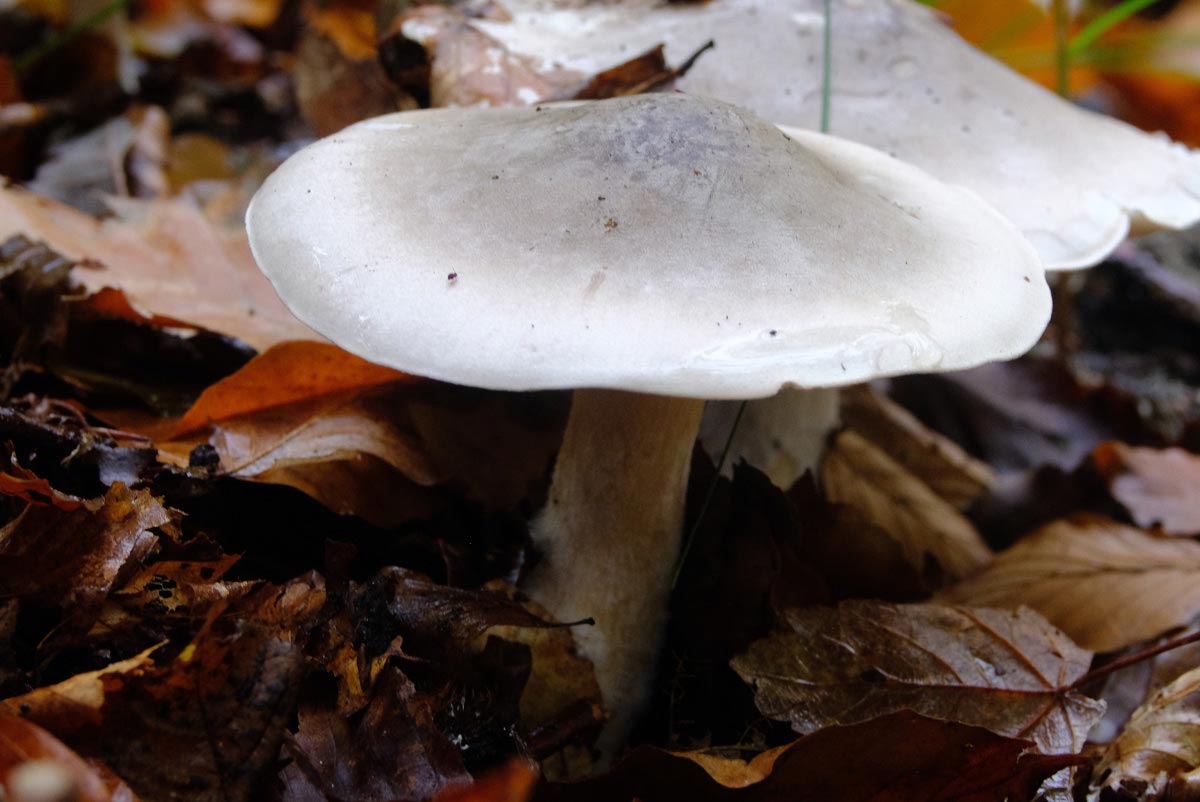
247, 94, 1048, 398
471, 0, 1200, 270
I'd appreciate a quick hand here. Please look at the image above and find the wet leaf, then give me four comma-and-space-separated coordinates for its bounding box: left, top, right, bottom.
1093, 442, 1200, 535
279, 665, 471, 802
939, 515, 1200, 652
0, 647, 159, 737
821, 429, 993, 583
732, 601, 1104, 754
0, 483, 166, 618
538, 712, 1080, 802
91, 576, 324, 802
1092, 665, 1200, 801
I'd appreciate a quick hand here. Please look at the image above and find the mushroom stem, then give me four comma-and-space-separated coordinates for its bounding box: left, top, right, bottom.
701, 388, 841, 489
524, 389, 705, 753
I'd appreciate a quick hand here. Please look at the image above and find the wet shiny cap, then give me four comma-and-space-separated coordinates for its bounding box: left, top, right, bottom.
246, 93, 1049, 398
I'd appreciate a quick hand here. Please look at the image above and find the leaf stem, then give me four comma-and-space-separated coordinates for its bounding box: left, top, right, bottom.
821, 0, 832, 134
1071, 629, 1200, 690
1053, 0, 1071, 97
1068, 0, 1158, 59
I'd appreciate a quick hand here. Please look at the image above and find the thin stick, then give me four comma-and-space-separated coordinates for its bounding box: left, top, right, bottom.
1053, 0, 1071, 98
1070, 629, 1200, 690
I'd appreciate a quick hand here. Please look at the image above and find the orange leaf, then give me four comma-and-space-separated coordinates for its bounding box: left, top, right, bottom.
174, 341, 412, 436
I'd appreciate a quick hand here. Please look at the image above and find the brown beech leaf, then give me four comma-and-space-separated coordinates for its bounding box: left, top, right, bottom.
0, 186, 317, 350
381, 5, 585, 108
0, 647, 158, 737
839, 384, 995, 510
0, 713, 139, 802
1092, 666, 1200, 800
118, 342, 563, 524
172, 341, 412, 436
538, 711, 1079, 802
0, 483, 166, 615
0, 449, 88, 511
731, 601, 1103, 755
280, 665, 471, 802
1093, 442, 1200, 536
294, 21, 413, 137
109, 555, 256, 618
939, 515, 1200, 652
820, 429, 993, 583
91, 576, 325, 802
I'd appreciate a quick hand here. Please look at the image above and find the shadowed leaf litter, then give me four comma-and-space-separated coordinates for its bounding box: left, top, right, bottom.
5, 0, 1200, 801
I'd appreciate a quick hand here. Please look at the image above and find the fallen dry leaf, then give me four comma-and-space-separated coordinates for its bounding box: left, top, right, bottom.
939, 515, 1200, 652
0, 483, 166, 618
294, 22, 412, 137
0, 186, 318, 350
732, 601, 1103, 755
821, 429, 993, 583
1093, 442, 1200, 536
0, 648, 159, 737
91, 575, 324, 802
280, 666, 471, 802
538, 712, 1079, 802
839, 384, 995, 510
1092, 665, 1200, 801
380, 5, 583, 108
113, 341, 563, 524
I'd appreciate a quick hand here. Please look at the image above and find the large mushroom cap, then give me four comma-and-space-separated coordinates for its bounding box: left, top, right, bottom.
247, 94, 1048, 398
464, 0, 1200, 270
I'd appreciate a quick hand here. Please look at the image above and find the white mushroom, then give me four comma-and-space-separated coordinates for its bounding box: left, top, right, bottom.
245, 93, 1049, 750
464, 0, 1200, 271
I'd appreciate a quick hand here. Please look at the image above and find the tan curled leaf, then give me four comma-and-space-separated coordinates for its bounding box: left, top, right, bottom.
731, 601, 1103, 754
0, 647, 159, 737
1094, 442, 1200, 536
821, 429, 993, 583
1092, 666, 1200, 801
939, 515, 1200, 653
839, 384, 995, 510
0, 185, 317, 350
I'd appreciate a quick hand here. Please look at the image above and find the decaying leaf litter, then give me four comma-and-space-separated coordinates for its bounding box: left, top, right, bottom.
4, 1, 1200, 801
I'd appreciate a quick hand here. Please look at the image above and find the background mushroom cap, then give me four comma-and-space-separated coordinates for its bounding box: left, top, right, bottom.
247, 94, 1048, 398
472, 0, 1200, 270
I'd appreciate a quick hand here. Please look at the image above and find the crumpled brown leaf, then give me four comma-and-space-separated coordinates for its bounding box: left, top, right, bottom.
115, 341, 564, 525
1092, 665, 1200, 801
380, 5, 584, 108
87, 575, 325, 802
538, 711, 1080, 802
939, 515, 1200, 652
1093, 441, 1200, 536
821, 429, 993, 583
0, 483, 166, 622
731, 601, 1104, 755
0, 186, 318, 351
295, 18, 414, 137
279, 665, 472, 802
